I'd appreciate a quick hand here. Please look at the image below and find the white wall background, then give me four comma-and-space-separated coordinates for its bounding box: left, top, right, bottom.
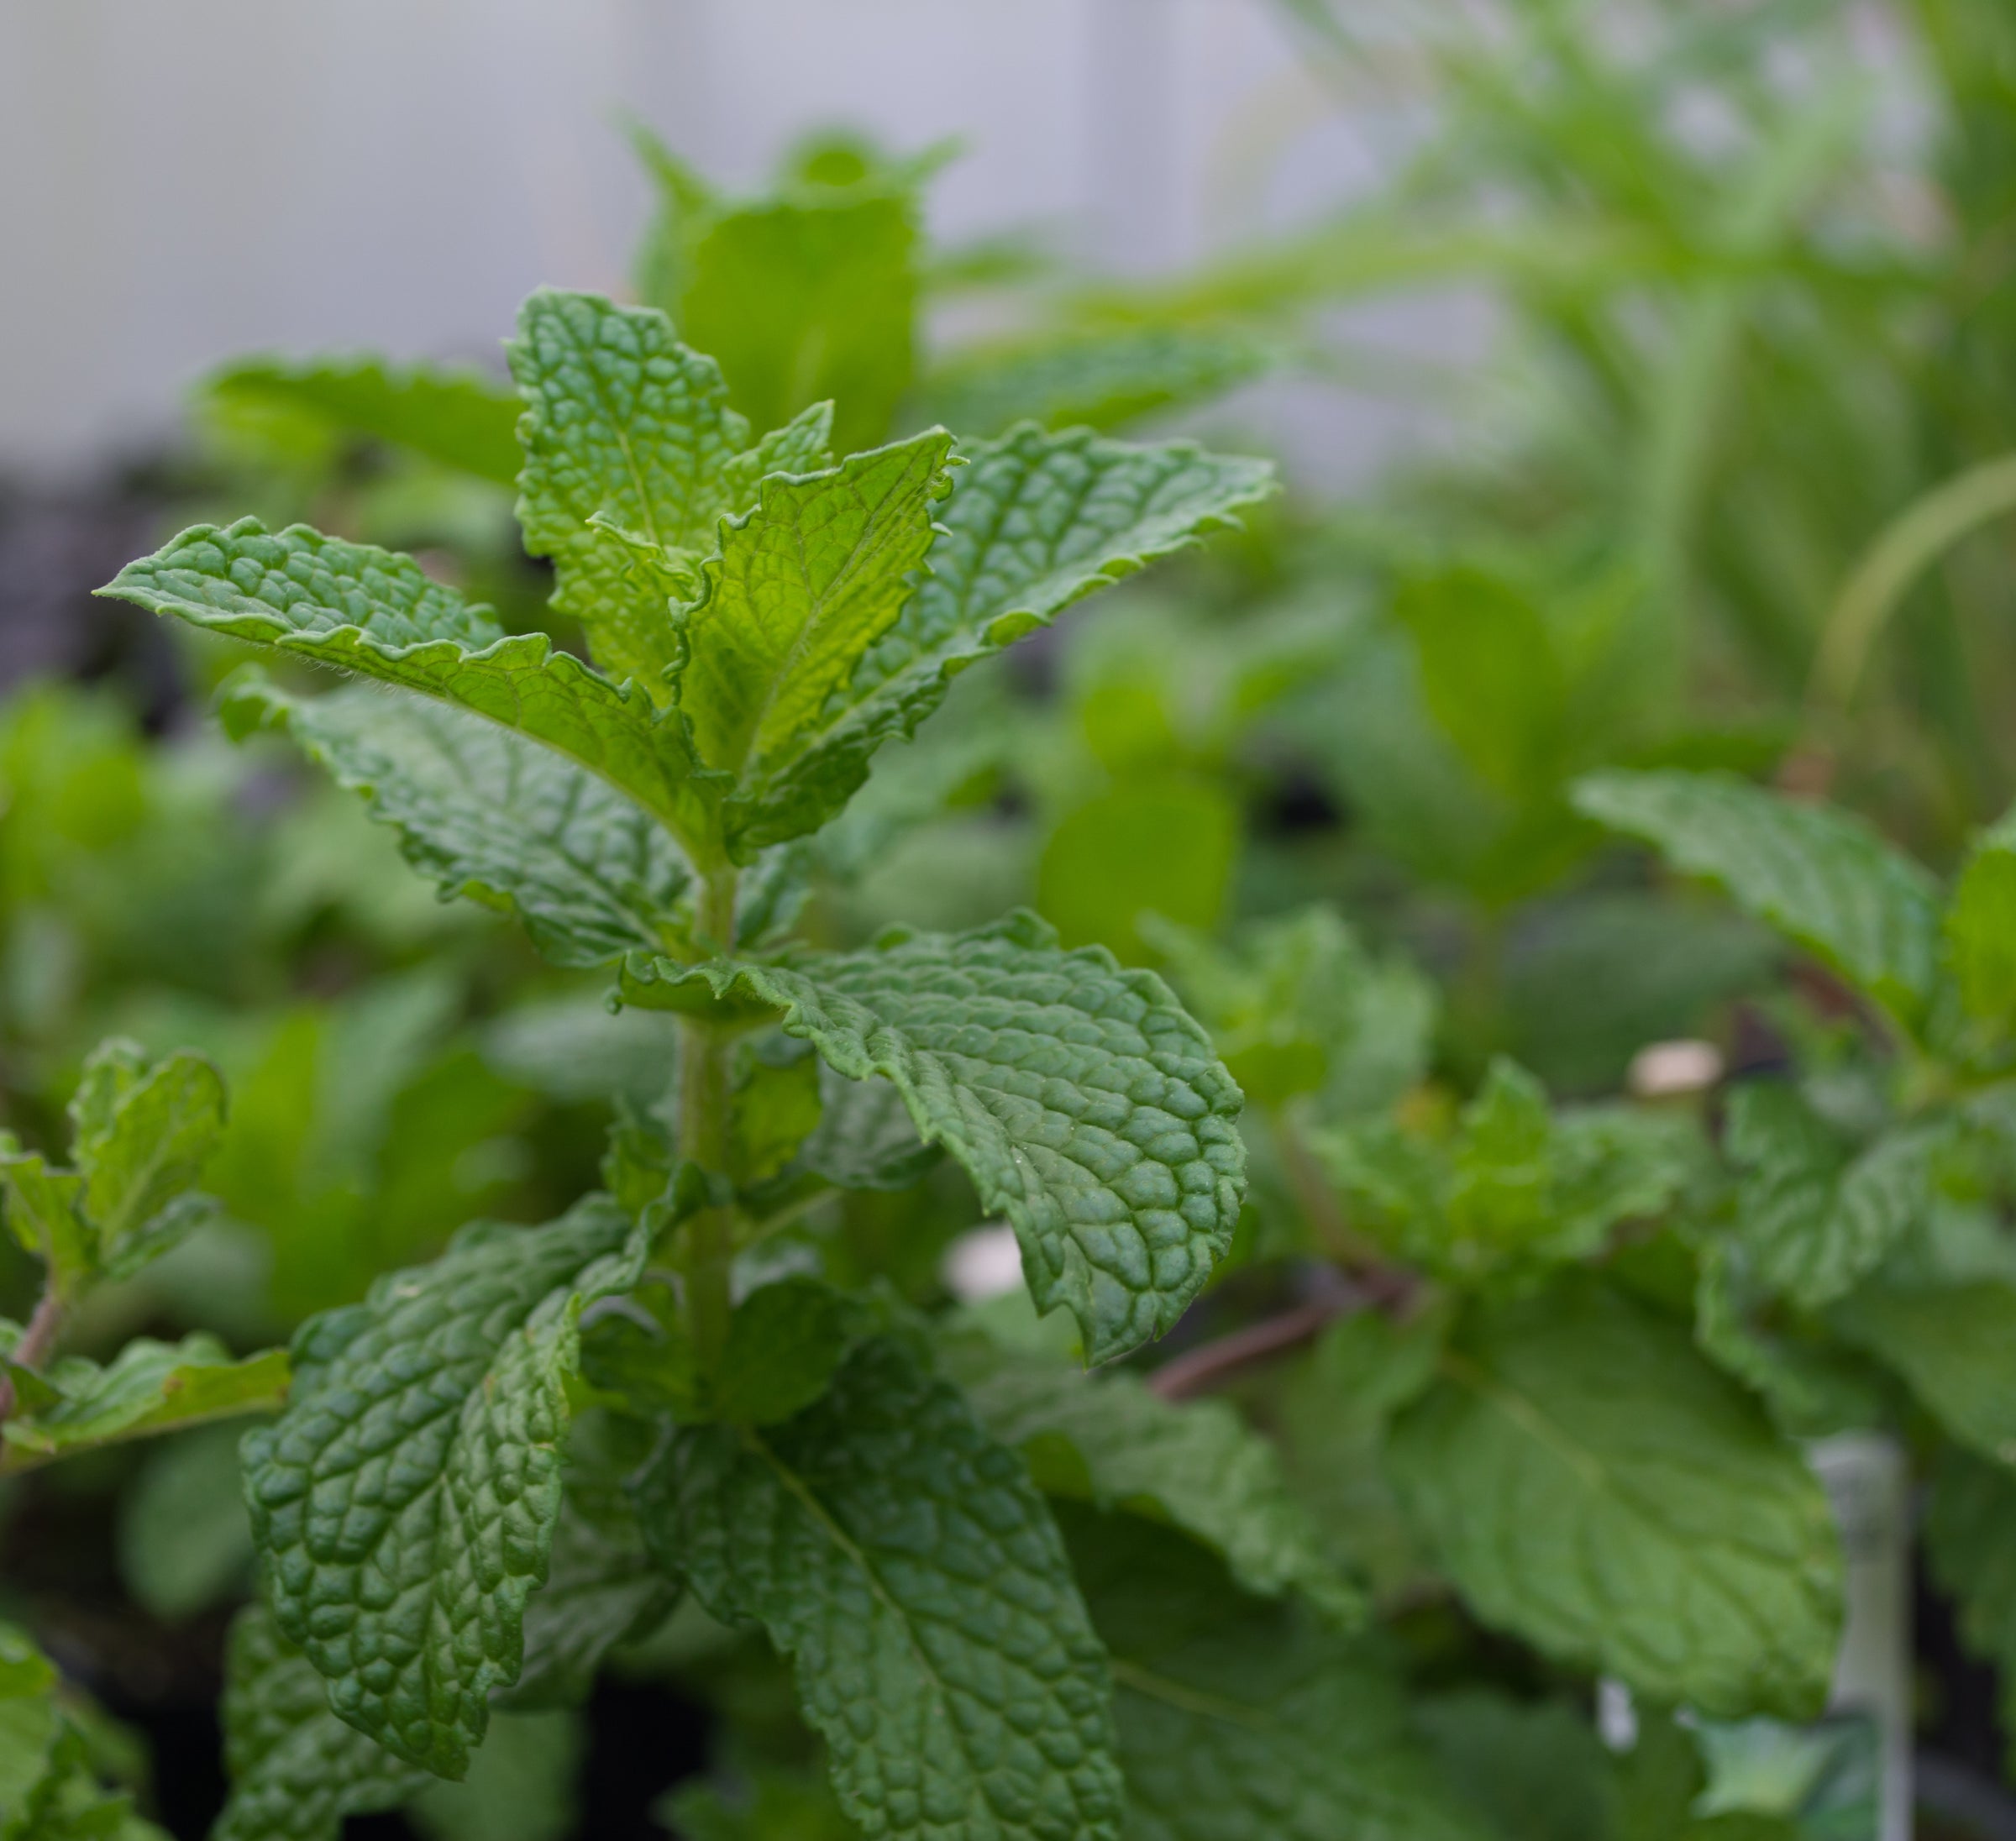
0, 0, 1405, 476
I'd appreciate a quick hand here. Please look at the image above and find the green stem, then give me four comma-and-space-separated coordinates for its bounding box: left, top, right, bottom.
678, 864, 742, 1372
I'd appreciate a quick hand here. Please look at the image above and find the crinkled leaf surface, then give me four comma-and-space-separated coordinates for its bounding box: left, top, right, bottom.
678, 431, 953, 847
1830, 1278, 2016, 1462
234, 678, 690, 967
206, 354, 522, 485
1387, 1279, 1842, 1718
509, 291, 747, 690
620, 912, 1245, 1363
213, 1603, 428, 1841
944, 1335, 1357, 1620
633, 1336, 1124, 1841
242, 1199, 643, 1776
734, 425, 1275, 851
99, 521, 717, 850
1, 1335, 286, 1471
1722, 1085, 1937, 1310
1572, 770, 1940, 1025
1063, 1510, 1488, 1841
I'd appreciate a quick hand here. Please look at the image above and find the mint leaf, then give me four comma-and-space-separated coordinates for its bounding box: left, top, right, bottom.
232, 677, 690, 967
206, 354, 522, 485
732, 426, 1276, 852
242, 1199, 644, 1776
677, 430, 954, 847
795, 1065, 937, 1191
676, 191, 918, 454
69, 1040, 225, 1280
1418, 1692, 1623, 1841
409, 1710, 581, 1841
1830, 1278, 2016, 1461
1064, 1511, 1488, 1841
717, 401, 836, 505
1388, 1279, 1842, 1718
509, 291, 748, 690
944, 1335, 1359, 1620
100, 520, 717, 851
1924, 1445, 2016, 1775
1945, 807, 2016, 1030
1723, 1085, 1938, 1310
213, 1604, 428, 1841
0, 1620, 166, 1841
1572, 769, 1940, 1025
633, 1336, 1124, 1841
919, 324, 1277, 438
0, 1146, 91, 1302
620, 912, 1246, 1363
1316, 1059, 1697, 1286
1, 1335, 287, 1470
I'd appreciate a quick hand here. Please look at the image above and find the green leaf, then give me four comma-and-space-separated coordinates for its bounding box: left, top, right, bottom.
677, 191, 919, 454
1315, 1059, 1698, 1286
1145, 905, 1436, 1115
1387, 1279, 1843, 1718
0, 1335, 288, 1471
711, 1277, 860, 1426
918, 324, 1277, 438
0, 1146, 91, 1302
794, 1064, 937, 1191
1063, 1510, 1488, 1841
679, 429, 954, 843
1945, 807, 2016, 1030
70, 1041, 226, 1280
509, 291, 748, 690
410, 1709, 581, 1841
1722, 1085, 1937, 1310
1924, 1445, 2016, 1776
0, 1620, 164, 1841
118, 1425, 255, 1622
661, 1761, 855, 1841
633, 1336, 1125, 1841
212, 1603, 428, 1841
99, 520, 718, 854
731, 425, 1275, 852
1572, 770, 1940, 1024
241, 1198, 645, 1776
1830, 1278, 2016, 1461
943, 1335, 1359, 1620
619, 912, 1246, 1364
717, 401, 837, 506
204, 354, 522, 485
229, 677, 690, 967
1418, 1692, 1622, 1841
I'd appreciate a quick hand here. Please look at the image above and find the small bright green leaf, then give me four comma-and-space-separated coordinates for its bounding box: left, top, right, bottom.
633, 1336, 1125, 1841
717, 400, 836, 504
734, 425, 1275, 852
679, 430, 954, 814
1146, 905, 1436, 1115
71, 1041, 226, 1280
0, 1145, 90, 1301
242, 1199, 645, 1777
233, 677, 690, 968
662, 1760, 855, 1841
619, 911, 1246, 1364
509, 291, 748, 690
205, 354, 522, 485
919, 324, 1276, 437
212, 1603, 428, 1841
1924, 1445, 2016, 1775
1388, 1279, 1843, 1718
944, 1336, 1359, 1620
1572, 770, 1940, 1023
1037, 779, 1238, 964
1064, 1511, 1488, 1841
1722, 1085, 1937, 1310
1830, 1278, 2016, 1461
1316, 1059, 1698, 1285
1945, 809, 2016, 1029
0, 1619, 164, 1841
99, 520, 717, 852
679, 192, 919, 454
0, 1335, 287, 1470
729, 1049, 824, 1185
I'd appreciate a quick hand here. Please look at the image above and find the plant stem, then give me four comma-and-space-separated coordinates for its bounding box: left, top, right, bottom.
679, 863, 741, 1372
0, 1288, 64, 1426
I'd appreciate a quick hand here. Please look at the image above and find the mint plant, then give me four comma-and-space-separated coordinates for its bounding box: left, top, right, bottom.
92, 287, 1324, 1838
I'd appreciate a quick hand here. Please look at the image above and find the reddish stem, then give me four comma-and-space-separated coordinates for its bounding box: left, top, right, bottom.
0, 1288, 64, 1425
